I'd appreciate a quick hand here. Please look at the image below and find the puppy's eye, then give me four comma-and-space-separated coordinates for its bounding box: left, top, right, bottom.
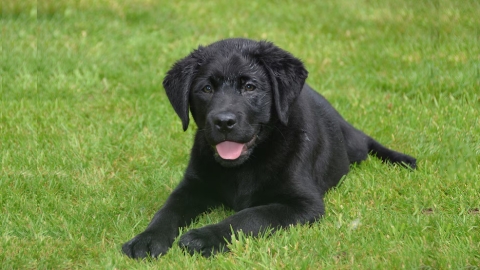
244, 84, 256, 91
202, 85, 213, 93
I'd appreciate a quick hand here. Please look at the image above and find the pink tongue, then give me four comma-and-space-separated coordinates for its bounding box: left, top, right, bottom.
215, 141, 245, 160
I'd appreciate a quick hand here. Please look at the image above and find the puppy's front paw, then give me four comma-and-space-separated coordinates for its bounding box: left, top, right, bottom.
122, 231, 171, 259
179, 227, 229, 257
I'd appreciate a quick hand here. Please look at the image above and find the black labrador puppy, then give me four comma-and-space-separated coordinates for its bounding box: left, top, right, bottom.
122, 38, 416, 259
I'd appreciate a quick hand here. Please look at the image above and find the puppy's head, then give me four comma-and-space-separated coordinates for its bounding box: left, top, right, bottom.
163, 38, 308, 167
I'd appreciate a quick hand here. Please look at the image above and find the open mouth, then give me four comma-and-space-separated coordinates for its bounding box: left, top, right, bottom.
215, 134, 257, 160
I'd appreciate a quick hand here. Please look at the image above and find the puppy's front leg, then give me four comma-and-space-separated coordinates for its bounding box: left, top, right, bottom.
179, 201, 324, 257
122, 181, 219, 259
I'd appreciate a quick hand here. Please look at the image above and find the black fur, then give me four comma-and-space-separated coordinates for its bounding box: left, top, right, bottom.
122, 38, 416, 259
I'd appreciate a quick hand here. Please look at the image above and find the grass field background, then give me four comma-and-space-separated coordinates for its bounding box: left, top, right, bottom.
2, 0, 479, 268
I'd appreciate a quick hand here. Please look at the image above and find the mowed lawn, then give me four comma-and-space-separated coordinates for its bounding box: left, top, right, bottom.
1, 0, 479, 268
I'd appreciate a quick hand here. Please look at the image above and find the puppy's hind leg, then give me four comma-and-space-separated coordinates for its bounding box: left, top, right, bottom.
367, 138, 417, 169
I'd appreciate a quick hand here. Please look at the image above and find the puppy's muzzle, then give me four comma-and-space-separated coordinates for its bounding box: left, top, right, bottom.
213, 112, 237, 134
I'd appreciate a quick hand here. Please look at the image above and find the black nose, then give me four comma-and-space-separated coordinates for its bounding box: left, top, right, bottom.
213, 112, 237, 133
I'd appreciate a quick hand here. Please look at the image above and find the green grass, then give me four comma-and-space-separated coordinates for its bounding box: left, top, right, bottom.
1, 0, 479, 268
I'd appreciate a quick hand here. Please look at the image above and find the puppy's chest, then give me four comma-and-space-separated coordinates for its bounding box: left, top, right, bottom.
216, 171, 270, 211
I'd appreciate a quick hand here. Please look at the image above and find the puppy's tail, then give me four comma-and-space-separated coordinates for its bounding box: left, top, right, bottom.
368, 138, 417, 169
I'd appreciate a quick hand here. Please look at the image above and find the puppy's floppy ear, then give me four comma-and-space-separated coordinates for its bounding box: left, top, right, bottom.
255, 41, 308, 125
163, 48, 203, 131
